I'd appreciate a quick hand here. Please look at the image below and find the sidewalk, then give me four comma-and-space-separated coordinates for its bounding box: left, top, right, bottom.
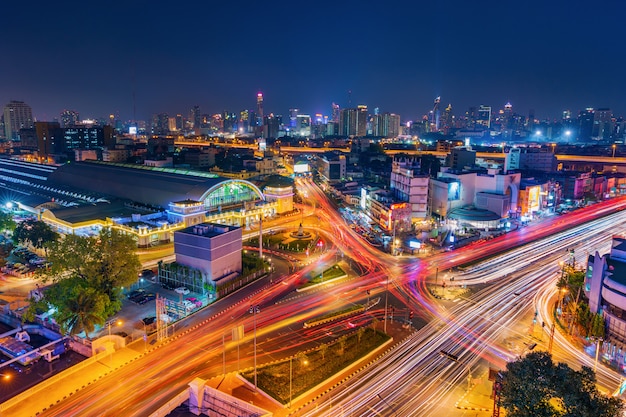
454, 370, 495, 414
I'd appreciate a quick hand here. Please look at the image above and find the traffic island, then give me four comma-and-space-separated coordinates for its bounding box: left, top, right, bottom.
240, 327, 390, 406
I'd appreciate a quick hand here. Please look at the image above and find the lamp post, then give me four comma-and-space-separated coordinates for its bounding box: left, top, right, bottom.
249, 305, 260, 391
384, 276, 389, 333
613, 144, 617, 158
593, 337, 604, 373
290, 352, 308, 409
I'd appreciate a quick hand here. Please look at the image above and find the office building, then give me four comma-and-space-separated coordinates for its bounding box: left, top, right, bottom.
3, 100, 34, 140
174, 223, 242, 285
339, 106, 368, 137
585, 236, 626, 345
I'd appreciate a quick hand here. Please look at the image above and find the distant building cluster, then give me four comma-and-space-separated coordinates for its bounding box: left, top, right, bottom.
3, 94, 624, 144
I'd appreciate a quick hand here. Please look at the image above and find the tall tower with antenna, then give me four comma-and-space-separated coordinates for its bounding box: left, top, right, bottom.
432, 96, 441, 131
256, 92, 264, 122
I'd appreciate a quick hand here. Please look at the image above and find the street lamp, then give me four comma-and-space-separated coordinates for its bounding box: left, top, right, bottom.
613, 144, 617, 158
593, 337, 604, 373
289, 352, 308, 408
249, 305, 260, 391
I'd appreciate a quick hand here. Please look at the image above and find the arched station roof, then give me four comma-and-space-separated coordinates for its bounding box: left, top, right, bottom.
44, 161, 263, 209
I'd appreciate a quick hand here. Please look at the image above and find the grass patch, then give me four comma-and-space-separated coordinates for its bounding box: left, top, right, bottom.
304, 264, 346, 286
242, 327, 389, 404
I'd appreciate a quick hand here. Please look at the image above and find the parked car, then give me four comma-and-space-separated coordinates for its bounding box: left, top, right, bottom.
127, 289, 145, 300
137, 293, 156, 304
182, 300, 196, 311
161, 282, 175, 291
186, 297, 202, 308
139, 269, 156, 281
159, 314, 173, 324
142, 316, 157, 325
175, 287, 190, 295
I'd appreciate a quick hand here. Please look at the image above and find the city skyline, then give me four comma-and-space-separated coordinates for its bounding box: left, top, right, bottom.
3, 1, 625, 122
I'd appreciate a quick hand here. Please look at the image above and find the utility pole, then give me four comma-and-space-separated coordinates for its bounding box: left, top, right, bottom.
249, 305, 260, 391
259, 215, 263, 259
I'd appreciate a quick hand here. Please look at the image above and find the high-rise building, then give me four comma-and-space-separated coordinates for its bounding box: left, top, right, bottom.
593, 108, 613, 140
152, 113, 170, 135
431, 97, 441, 131
339, 106, 367, 137
331, 102, 340, 123
239, 110, 250, 133
175, 114, 184, 131
477, 105, 491, 129
356, 105, 368, 136
289, 108, 299, 128
256, 93, 264, 123
263, 114, 281, 139
191, 105, 201, 129
60, 109, 80, 128
372, 113, 401, 137
35, 122, 63, 157
223, 112, 237, 133
578, 108, 595, 140
3, 100, 34, 140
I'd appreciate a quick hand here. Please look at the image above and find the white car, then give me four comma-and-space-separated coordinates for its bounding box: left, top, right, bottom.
175, 287, 190, 295
159, 314, 173, 324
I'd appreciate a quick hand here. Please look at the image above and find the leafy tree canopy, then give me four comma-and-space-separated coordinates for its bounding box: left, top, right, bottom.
500, 351, 623, 417
13, 219, 58, 251
0, 211, 16, 233
26, 228, 140, 336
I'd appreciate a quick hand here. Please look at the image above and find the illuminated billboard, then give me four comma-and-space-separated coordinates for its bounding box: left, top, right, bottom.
528, 185, 540, 212
447, 182, 460, 201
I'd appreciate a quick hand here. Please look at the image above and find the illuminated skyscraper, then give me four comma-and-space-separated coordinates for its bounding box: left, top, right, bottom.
477, 105, 492, 129
578, 108, 594, 140
3, 100, 34, 140
372, 113, 401, 137
239, 110, 250, 133
356, 105, 368, 136
256, 92, 264, 123
152, 113, 170, 135
431, 97, 441, 131
289, 108, 299, 128
339, 106, 368, 137
331, 102, 340, 123
593, 108, 613, 139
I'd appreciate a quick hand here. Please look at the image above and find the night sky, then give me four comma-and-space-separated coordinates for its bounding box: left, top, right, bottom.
2, 0, 625, 123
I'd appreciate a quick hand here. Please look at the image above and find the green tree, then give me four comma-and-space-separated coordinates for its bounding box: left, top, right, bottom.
13, 219, 58, 253
500, 351, 623, 417
371, 317, 379, 331
35, 227, 141, 326
319, 342, 328, 360
357, 326, 365, 343
338, 335, 347, 355
51, 278, 108, 336
0, 211, 16, 234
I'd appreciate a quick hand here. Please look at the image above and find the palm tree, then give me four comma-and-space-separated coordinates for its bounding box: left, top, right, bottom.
57, 289, 104, 337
